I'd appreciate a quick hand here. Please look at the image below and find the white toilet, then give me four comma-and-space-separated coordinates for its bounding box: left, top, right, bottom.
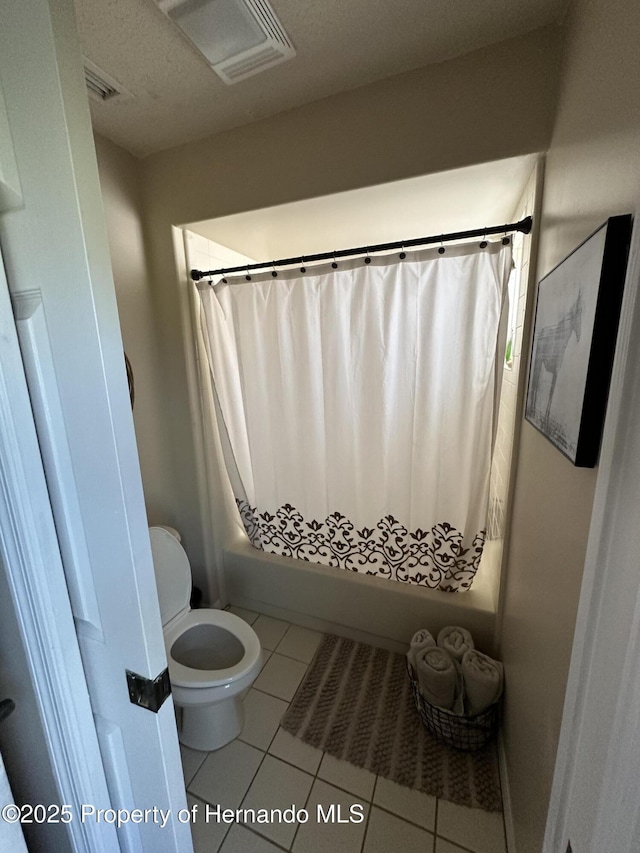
149, 526, 263, 752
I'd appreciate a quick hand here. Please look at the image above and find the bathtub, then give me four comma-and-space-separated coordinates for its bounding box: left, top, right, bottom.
223, 537, 501, 654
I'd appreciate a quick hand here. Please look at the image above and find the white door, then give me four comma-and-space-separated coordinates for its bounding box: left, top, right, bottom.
0, 2, 193, 852
0, 255, 101, 853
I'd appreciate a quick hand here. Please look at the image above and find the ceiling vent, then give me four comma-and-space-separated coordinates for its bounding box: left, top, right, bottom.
83, 59, 132, 103
157, 0, 296, 84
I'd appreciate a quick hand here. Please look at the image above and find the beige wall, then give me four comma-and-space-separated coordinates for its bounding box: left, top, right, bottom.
142, 26, 560, 224
499, 0, 640, 850
138, 26, 562, 576
94, 134, 172, 524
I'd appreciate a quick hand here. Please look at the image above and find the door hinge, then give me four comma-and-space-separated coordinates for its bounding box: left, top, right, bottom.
126, 667, 171, 713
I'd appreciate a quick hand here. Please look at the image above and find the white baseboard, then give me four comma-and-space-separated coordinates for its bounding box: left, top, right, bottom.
498, 731, 517, 853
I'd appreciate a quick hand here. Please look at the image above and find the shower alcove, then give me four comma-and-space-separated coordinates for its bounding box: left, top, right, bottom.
180, 154, 543, 654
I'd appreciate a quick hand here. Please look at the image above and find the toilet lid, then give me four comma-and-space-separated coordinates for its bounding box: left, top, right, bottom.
149, 527, 191, 626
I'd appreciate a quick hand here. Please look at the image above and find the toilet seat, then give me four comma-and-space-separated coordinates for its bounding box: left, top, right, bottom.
164, 608, 261, 690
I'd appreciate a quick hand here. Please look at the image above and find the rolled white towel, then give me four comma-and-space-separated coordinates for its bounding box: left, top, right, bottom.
461, 649, 504, 715
437, 626, 474, 663
406, 628, 436, 671
415, 646, 458, 711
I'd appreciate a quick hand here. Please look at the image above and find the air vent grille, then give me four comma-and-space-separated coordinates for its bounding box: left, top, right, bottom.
250, 0, 291, 48
222, 45, 284, 80
157, 0, 295, 85
83, 59, 132, 103
212, 0, 295, 85
84, 67, 119, 101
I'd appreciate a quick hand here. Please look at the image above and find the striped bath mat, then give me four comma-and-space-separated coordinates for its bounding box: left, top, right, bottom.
281, 634, 502, 812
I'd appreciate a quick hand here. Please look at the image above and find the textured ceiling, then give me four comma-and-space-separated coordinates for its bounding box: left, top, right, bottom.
75, 0, 567, 158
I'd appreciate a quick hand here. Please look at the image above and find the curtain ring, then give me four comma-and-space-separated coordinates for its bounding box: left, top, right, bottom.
245, 265, 251, 281
300, 256, 306, 273
332, 251, 338, 269
480, 228, 488, 249
502, 230, 511, 246
364, 247, 371, 264
438, 236, 445, 255
399, 242, 406, 260
271, 261, 278, 278
222, 275, 228, 283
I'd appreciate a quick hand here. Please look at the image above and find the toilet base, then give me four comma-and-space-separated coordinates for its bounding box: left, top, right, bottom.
178, 696, 245, 752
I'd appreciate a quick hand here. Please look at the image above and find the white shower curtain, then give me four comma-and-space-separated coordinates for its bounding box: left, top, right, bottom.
197, 240, 511, 591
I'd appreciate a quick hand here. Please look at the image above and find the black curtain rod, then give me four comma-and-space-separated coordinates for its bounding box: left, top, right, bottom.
190, 216, 532, 281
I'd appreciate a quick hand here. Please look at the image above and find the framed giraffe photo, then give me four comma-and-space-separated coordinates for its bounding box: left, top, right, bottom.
525, 214, 632, 467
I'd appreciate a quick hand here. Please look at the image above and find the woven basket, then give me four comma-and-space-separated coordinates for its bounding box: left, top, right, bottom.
407, 662, 499, 752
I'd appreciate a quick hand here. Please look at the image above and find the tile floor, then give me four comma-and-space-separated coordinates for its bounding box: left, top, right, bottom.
180, 609, 507, 853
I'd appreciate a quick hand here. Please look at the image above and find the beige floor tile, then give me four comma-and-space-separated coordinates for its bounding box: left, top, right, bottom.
240, 755, 314, 848
268, 728, 324, 774
180, 744, 208, 787
240, 689, 288, 750
189, 740, 263, 809
434, 838, 471, 853
363, 807, 434, 853
293, 779, 369, 853
254, 653, 308, 701
318, 754, 376, 801
373, 776, 436, 831
227, 605, 260, 625
189, 794, 231, 853
220, 823, 284, 853
437, 800, 506, 853
253, 615, 291, 651
276, 625, 324, 663
260, 650, 272, 671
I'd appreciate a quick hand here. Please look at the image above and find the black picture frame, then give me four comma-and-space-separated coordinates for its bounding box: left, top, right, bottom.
525, 214, 632, 467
